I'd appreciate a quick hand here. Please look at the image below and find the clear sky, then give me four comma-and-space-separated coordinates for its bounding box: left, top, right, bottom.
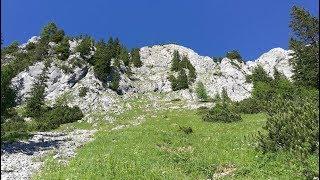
1, 0, 319, 60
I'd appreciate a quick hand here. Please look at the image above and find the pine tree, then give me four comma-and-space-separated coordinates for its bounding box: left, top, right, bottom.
176, 69, 189, 90
40, 22, 64, 43
171, 50, 181, 71
289, 6, 319, 88
25, 79, 46, 118
55, 37, 70, 60
131, 48, 142, 67
168, 75, 178, 91
76, 36, 93, 60
119, 47, 130, 67
196, 81, 208, 101
93, 41, 112, 83
110, 70, 120, 92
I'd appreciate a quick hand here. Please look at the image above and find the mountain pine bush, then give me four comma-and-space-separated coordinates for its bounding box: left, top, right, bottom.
35, 105, 84, 131
203, 92, 242, 123
258, 93, 319, 154
203, 99, 242, 123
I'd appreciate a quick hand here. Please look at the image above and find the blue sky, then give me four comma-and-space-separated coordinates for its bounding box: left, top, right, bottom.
1, 0, 318, 60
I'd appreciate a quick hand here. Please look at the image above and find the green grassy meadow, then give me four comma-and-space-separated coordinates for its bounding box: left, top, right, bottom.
34, 97, 319, 179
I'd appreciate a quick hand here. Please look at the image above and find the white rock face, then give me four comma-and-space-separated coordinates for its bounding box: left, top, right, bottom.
132, 44, 292, 101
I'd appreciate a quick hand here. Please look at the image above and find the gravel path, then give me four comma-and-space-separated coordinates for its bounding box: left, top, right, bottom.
1, 129, 96, 180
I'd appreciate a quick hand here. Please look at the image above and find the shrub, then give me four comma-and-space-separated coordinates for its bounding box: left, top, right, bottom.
55, 37, 70, 60
25, 80, 46, 118
234, 98, 263, 114
1, 114, 29, 142
197, 106, 210, 116
258, 94, 319, 154
226, 50, 242, 62
36, 105, 83, 131
203, 100, 242, 123
196, 81, 209, 102
79, 87, 89, 97
131, 48, 142, 67
59, 64, 73, 74
70, 57, 83, 68
179, 126, 193, 134
212, 57, 223, 63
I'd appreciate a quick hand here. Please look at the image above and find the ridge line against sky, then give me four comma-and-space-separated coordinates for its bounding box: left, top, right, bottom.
1, 0, 319, 60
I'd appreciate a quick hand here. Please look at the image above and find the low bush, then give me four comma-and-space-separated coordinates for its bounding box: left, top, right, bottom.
35, 105, 83, 131
178, 126, 193, 134
1, 114, 29, 142
196, 106, 210, 116
234, 98, 263, 114
258, 94, 319, 154
203, 100, 242, 123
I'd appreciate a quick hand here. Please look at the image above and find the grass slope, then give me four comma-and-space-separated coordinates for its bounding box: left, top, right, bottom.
35, 100, 318, 179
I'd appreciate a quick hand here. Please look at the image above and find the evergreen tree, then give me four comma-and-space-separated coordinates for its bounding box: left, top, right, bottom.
113, 38, 122, 58
168, 75, 178, 91
249, 65, 273, 84
171, 50, 181, 71
76, 36, 93, 60
187, 61, 197, 83
221, 88, 231, 102
55, 37, 70, 60
93, 41, 112, 83
25, 79, 46, 118
176, 69, 189, 90
110, 70, 120, 92
131, 48, 142, 67
196, 81, 208, 101
40, 22, 64, 43
289, 6, 319, 88
119, 47, 130, 66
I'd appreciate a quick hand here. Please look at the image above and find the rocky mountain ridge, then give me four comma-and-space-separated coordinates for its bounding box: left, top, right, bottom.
9, 36, 294, 120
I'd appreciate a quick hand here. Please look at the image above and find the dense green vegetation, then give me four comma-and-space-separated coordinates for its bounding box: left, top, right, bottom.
289, 6, 319, 89
195, 81, 209, 102
168, 50, 197, 91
